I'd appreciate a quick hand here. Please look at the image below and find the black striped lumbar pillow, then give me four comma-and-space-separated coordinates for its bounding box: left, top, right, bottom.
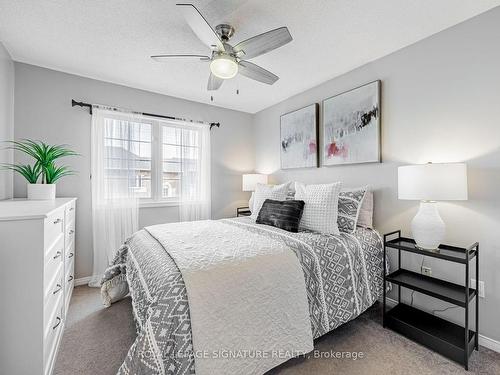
256, 199, 305, 232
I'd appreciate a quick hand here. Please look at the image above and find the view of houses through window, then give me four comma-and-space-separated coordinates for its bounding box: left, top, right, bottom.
103, 115, 201, 203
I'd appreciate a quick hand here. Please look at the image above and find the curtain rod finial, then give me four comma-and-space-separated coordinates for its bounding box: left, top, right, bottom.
210, 122, 220, 131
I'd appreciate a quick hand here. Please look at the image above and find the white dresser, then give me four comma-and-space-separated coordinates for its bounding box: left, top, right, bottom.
0, 198, 77, 375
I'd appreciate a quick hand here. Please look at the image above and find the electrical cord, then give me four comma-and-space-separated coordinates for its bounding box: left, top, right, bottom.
408, 256, 459, 316
410, 256, 426, 306
432, 305, 459, 315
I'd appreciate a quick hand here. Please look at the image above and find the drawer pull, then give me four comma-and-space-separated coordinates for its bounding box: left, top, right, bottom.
53, 218, 62, 225
69, 229, 75, 235
53, 283, 62, 295
53, 251, 62, 260
68, 275, 74, 282
52, 317, 61, 330
68, 252, 74, 258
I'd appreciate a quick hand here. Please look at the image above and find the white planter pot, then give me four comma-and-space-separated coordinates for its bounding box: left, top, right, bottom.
27, 183, 56, 200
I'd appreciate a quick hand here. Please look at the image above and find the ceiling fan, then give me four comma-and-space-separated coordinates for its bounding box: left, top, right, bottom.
151, 3, 293, 91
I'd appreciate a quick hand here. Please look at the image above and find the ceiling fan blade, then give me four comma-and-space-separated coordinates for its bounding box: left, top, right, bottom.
207, 73, 224, 91
177, 3, 225, 52
151, 54, 210, 62
233, 27, 292, 59
238, 60, 279, 85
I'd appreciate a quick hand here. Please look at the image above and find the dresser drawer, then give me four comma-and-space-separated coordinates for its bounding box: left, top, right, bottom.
66, 240, 75, 268
44, 295, 63, 375
65, 270, 74, 307
65, 219, 75, 246
66, 276, 74, 296
44, 234, 64, 289
65, 200, 76, 225
65, 268, 74, 286
44, 267, 63, 328
44, 207, 65, 250
65, 260, 74, 287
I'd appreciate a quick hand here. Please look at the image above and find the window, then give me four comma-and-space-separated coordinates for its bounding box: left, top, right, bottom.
104, 117, 152, 199
102, 113, 205, 206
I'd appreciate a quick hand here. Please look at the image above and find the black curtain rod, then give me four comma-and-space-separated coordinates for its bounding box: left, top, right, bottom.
71, 99, 220, 130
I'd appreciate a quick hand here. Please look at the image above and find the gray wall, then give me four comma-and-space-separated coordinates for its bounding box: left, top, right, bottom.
0, 42, 14, 200
253, 8, 500, 341
13, 63, 254, 279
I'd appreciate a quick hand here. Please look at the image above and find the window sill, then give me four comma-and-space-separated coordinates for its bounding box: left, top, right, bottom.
139, 200, 180, 208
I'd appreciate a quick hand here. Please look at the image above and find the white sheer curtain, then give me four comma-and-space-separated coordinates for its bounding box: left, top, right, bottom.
179, 122, 211, 221
89, 107, 139, 287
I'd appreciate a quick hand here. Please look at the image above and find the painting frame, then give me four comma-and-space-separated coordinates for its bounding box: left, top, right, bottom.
321, 80, 381, 166
280, 103, 319, 170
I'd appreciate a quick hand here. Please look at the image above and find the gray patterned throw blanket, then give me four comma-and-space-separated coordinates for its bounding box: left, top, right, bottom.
101, 217, 384, 375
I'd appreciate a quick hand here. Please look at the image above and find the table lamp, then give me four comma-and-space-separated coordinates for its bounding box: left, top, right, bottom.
242, 174, 268, 211
398, 162, 467, 250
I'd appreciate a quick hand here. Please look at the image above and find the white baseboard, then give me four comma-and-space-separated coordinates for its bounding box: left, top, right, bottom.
381, 297, 500, 353
74, 276, 92, 286
479, 334, 500, 353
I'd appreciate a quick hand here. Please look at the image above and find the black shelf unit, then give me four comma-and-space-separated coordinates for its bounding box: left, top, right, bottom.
383, 230, 479, 370
236, 206, 251, 217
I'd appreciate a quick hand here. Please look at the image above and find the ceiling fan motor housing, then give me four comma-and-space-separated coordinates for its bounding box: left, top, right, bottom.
215, 24, 235, 42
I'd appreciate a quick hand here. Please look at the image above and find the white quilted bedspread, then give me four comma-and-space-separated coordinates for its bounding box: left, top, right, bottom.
146, 220, 313, 375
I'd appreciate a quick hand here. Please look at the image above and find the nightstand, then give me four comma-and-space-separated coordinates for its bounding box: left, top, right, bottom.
236, 207, 251, 217
383, 230, 479, 370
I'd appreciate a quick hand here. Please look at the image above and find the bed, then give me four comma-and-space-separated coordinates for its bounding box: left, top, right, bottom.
101, 216, 384, 375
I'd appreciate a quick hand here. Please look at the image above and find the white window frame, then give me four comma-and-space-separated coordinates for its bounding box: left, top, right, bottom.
102, 112, 206, 208
138, 121, 163, 207
140, 120, 181, 208
142, 119, 203, 208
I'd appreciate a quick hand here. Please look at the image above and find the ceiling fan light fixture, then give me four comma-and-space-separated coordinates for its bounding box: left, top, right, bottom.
210, 55, 238, 79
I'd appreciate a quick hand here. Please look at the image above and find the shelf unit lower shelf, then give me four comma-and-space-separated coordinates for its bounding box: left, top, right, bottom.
385, 303, 476, 366
386, 269, 476, 307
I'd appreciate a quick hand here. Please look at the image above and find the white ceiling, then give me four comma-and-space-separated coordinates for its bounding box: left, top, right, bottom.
1, 0, 499, 113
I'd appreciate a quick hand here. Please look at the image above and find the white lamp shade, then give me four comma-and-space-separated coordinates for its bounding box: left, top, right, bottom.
242, 174, 268, 191
398, 163, 468, 201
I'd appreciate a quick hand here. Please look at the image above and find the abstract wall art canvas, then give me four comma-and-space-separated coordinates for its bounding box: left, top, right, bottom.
280, 103, 319, 169
322, 81, 381, 166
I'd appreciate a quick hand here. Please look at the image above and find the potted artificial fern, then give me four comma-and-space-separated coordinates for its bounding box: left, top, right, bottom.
2, 140, 77, 200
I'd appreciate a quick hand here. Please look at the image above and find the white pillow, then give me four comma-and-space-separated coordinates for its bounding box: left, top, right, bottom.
294, 181, 342, 235
357, 189, 373, 228
251, 182, 291, 218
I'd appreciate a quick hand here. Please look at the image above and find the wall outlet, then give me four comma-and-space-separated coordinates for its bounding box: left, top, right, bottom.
421, 266, 432, 276
471, 279, 485, 298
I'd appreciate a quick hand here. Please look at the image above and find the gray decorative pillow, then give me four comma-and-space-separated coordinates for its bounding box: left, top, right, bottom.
357, 189, 373, 228
337, 188, 367, 233
251, 182, 291, 219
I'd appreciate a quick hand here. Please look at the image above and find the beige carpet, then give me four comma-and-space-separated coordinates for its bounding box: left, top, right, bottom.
55, 286, 500, 375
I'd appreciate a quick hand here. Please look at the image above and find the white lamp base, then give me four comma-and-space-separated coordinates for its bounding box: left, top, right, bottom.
248, 192, 254, 213
411, 201, 445, 250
